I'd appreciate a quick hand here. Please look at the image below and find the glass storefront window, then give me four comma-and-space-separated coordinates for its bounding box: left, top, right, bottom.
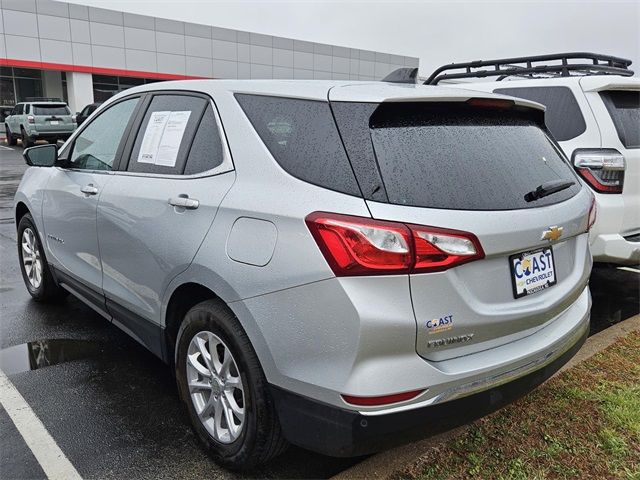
93, 83, 119, 103
15, 78, 44, 102
92, 75, 162, 102
0, 67, 44, 106
1, 77, 16, 107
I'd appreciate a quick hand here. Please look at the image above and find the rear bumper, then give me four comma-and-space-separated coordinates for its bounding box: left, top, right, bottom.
25, 129, 74, 140
590, 233, 640, 265
270, 310, 589, 457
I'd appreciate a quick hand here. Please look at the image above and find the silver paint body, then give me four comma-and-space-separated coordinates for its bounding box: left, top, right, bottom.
15, 79, 592, 415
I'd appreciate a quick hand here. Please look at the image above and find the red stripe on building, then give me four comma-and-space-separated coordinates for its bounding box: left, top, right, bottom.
0, 58, 208, 81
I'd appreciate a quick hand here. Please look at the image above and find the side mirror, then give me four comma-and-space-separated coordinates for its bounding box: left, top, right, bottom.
23, 144, 58, 167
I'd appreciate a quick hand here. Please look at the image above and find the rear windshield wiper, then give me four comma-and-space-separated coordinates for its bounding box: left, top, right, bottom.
524, 179, 575, 202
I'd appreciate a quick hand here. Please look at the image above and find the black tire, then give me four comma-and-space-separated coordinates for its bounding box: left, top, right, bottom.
175, 299, 288, 470
21, 127, 34, 148
5, 124, 17, 146
17, 213, 68, 302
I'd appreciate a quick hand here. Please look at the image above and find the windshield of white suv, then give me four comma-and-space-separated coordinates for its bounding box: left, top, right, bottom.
32, 104, 70, 116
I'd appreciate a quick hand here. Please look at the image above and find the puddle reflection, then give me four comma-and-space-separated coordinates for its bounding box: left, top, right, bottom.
0, 339, 103, 375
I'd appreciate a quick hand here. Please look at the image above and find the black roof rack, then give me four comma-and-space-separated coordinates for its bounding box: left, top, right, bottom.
424, 52, 634, 85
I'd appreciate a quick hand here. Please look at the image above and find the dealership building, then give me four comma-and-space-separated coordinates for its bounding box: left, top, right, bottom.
0, 0, 419, 114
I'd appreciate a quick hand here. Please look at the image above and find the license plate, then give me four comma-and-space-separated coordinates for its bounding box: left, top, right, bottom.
49, 120, 59, 125
509, 247, 557, 299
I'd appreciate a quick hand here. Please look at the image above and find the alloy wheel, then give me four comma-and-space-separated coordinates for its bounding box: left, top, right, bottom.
186, 331, 245, 444
21, 227, 42, 289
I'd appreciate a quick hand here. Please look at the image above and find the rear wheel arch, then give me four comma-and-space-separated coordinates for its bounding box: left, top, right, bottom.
15, 202, 30, 228
165, 283, 226, 364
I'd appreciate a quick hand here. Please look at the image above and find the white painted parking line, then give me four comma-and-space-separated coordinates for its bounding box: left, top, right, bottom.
0, 145, 14, 151
617, 266, 640, 274
0, 369, 82, 480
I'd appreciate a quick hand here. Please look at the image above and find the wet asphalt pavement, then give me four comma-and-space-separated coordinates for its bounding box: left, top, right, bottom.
0, 143, 638, 479
0, 145, 359, 480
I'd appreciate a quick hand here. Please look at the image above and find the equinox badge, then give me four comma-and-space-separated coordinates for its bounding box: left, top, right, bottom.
541, 226, 563, 242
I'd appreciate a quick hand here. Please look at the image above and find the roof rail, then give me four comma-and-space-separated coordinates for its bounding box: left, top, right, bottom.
424, 52, 634, 85
25, 97, 64, 102
381, 67, 419, 84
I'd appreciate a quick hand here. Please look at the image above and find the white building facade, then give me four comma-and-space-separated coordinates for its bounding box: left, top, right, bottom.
0, 0, 419, 114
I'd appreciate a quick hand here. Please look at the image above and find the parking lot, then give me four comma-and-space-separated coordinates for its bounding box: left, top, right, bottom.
0, 143, 638, 479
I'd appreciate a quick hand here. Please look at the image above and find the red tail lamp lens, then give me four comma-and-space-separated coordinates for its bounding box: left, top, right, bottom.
306, 213, 484, 276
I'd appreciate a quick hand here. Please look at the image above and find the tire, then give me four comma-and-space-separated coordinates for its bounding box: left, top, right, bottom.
5, 124, 16, 146
21, 127, 34, 148
175, 299, 288, 470
17, 213, 68, 302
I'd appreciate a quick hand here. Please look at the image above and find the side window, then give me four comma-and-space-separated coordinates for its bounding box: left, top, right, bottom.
69, 97, 139, 171
25, 104, 30, 114
600, 90, 640, 149
16, 104, 23, 115
493, 86, 586, 141
183, 105, 225, 175
235, 94, 360, 196
127, 94, 207, 175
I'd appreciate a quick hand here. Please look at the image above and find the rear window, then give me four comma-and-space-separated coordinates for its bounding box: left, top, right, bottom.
362, 103, 580, 211
33, 104, 70, 116
235, 94, 360, 196
599, 90, 640, 149
493, 86, 586, 141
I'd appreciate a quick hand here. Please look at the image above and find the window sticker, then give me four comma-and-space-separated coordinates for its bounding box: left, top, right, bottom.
137, 110, 191, 167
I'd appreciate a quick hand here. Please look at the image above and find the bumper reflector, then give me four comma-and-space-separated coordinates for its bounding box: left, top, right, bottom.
342, 389, 425, 406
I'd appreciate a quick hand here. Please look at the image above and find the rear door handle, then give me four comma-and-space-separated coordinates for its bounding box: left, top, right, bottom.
168, 195, 199, 210
80, 184, 98, 195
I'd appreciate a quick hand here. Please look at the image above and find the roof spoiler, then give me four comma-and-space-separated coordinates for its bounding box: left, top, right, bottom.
424, 52, 634, 85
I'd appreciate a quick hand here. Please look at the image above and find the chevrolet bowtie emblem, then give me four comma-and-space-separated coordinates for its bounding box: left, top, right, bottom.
541, 226, 563, 242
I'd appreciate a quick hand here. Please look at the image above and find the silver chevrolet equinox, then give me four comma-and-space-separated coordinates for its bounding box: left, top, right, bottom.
14, 80, 594, 470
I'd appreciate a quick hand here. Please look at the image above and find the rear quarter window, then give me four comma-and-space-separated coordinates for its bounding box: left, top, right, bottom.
235, 94, 360, 196
599, 90, 640, 149
493, 86, 586, 141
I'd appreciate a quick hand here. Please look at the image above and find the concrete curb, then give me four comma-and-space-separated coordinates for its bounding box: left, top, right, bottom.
331, 314, 640, 480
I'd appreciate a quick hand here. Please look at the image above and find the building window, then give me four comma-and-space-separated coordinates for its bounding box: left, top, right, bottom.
0, 67, 44, 106
92, 75, 160, 102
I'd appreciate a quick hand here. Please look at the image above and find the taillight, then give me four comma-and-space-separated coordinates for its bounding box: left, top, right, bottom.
27, 115, 35, 124
588, 195, 597, 231
466, 98, 514, 109
71, 114, 77, 123
573, 149, 625, 194
411, 226, 484, 273
305, 213, 412, 275
305, 212, 484, 276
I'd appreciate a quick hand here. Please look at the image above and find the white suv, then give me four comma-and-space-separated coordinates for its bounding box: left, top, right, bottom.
432, 53, 639, 265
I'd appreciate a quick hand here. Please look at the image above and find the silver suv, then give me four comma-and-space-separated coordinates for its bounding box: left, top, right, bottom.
14, 80, 593, 470
5, 100, 76, 148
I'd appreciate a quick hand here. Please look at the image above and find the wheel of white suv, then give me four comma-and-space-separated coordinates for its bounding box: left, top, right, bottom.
5, 124, 17, 146
175, 299, 288, 470
17, 214, 68, 302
